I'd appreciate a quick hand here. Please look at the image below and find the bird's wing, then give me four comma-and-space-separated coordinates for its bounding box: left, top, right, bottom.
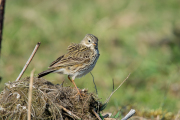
49, 55, 64, 67
49, 44, 92, 68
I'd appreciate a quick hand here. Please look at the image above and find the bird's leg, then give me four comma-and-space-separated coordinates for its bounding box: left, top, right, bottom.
68, 76, 72, 82
72, 79, 82, 98
68, 76, 82, 98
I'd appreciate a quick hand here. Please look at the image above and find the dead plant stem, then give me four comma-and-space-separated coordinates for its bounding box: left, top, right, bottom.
105, 73, 131, 104
92, 109, 102, 120
28, 69, 35, 120
57, 104, 81, 120
16, 42, 41, 81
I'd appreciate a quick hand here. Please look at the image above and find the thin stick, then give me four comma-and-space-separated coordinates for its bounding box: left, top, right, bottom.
16, 42, 41, 81
105, 73, 131, 104
121, 109, 136, 120
57, 104, 81, 120
90, 72, 98, 95
28, 69, 35, 120
0, 0, 6, 81
0, 0, 6, 56
92, 109, 102, 120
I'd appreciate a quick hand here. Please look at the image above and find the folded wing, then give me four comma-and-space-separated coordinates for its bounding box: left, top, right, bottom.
49, 44, 92, 68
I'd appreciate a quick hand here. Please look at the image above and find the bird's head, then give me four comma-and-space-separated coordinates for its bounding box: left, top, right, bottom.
81, 34, 98, 49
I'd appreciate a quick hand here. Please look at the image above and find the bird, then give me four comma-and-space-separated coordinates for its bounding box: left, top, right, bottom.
38, 34, 100, 97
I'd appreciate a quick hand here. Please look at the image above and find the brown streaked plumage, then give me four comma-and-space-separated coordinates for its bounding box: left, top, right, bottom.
38, 34, 100, 97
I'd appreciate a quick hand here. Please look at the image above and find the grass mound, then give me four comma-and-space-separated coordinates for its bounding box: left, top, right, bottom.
0, 77, 103, 119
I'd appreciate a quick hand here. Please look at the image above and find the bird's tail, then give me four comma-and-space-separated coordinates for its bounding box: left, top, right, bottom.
38, 68, 56, 78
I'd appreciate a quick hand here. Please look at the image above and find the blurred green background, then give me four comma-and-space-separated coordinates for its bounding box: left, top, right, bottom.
1, 0, 180, 116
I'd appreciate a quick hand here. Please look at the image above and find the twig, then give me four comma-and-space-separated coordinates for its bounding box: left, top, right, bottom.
0, 0, 6, 56
90, 72, 98, 95
28, 69, 35, 120
92, 109, 102, 120
16, 42, 41, 81
0, 0, 6, 81
105, 73, 131, 105
121, 109, 136, 120
57, 104, 81, 120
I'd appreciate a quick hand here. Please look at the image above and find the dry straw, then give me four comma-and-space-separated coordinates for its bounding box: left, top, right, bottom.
28, 69, 35, 120
16, 42, 40, 81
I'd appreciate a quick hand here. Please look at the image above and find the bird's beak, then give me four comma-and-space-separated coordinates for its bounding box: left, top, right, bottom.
93, 43, 96, 46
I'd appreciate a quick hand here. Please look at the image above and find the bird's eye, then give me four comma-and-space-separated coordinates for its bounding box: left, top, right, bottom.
88, 40, 91, 42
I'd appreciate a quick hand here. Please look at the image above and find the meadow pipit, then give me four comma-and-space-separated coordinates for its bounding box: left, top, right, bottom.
38, 34, 100, 96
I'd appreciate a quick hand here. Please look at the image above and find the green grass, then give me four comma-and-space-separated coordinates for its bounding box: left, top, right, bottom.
1, 0, 180, 117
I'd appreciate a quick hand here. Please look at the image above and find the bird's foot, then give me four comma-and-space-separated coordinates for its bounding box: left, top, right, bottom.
71, 89, 83, 98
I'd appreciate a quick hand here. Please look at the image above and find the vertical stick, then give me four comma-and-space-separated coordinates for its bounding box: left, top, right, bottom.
0, 0, 6, 55
28, 69, 35, 120
0, 0, 6, 81
16, 42, 40, 81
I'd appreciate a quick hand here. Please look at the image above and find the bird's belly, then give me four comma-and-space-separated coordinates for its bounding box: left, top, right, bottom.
76, 56, 99, 78
76, 64, 95, 78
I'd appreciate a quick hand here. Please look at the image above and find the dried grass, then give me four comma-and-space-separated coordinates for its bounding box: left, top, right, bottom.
0, 77, 102, 120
